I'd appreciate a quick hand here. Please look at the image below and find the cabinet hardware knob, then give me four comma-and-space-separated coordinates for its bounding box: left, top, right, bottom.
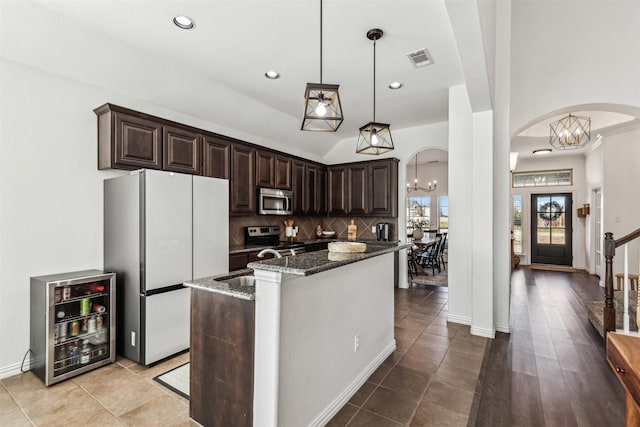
615, 366, 626, 374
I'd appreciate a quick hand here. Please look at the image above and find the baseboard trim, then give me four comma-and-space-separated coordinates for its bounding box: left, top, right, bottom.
0, 359, 30, 380
447, 314, 471, 325
470, 325, 495, 339
495, 323, 511, 334
309, 339, 396, 427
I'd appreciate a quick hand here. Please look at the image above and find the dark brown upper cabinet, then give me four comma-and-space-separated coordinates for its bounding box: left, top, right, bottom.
96, 105, 163, 170
256, 150, 291, 190
328, 166, 347, 215
317, 167, 328, 215
255, 150, 275, 188
230, 143, 256, 215
274, 156, 292, 190
347, 164, 368, 215
327, 158, 398, 217
368, 159, 398, 217
202, 134, 230, 180
291, 160, 306, 215
163, 125, 201, 175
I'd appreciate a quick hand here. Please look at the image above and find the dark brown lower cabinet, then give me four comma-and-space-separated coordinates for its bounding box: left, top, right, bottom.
190, 289, 254, 427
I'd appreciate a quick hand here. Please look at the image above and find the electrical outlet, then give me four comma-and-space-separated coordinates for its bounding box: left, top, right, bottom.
131, 331, 136, 347
354, 333, 360, 352
371, 226, 376, 233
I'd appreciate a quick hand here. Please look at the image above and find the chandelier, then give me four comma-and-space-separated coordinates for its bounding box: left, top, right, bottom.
356, 29, 394, 155
406, 154, 436, 193
301, 0, 344, 132
549, 114, 590, 150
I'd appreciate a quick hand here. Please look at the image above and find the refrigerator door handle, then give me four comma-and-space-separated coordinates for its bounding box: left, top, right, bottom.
143, 283, 186, 297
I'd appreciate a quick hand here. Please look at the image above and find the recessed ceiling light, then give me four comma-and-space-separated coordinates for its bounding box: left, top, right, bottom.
173, 16, 195, 30
389, 82, 403, 90
265, 70, 280, 79
533, 148, 552, 155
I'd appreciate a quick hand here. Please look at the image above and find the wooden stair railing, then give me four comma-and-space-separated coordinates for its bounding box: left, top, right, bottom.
603, 228, 640, 335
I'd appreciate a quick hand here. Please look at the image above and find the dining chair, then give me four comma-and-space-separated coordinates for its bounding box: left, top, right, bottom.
418, 235, 442, 275
437, 233, 447, 271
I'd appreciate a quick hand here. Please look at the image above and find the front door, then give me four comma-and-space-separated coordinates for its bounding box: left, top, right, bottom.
531, 193, 572, 265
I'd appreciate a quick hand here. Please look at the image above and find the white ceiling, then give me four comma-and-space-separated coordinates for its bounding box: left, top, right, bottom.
5, 1, 637, 163
8, 0, 465, 158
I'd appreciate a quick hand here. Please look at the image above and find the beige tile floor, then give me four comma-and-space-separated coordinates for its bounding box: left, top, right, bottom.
1, 283, 485, 426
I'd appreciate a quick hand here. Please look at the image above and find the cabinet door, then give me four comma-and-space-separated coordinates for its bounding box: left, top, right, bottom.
328, 166, 347, 215
230, 144, 256, 214
255, 150, 275, 188
292, 160, 306, 214
305, 164, 318, 214
369, 160, 398, 216
202, 134, 230, 179
317, 167, 327, 215
275, 156, 292, 190
348, 164, 368, 215
163, 125, 202, 174
113, 112, 163, 170
229, 253, 249, 271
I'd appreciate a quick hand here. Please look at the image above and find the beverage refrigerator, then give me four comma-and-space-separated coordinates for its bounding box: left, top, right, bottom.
30, 269, 116, 386
104, 169, 229, 366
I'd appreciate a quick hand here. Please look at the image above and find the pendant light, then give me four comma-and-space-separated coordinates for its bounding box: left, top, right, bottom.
356, 28, 394, 155
549, 114, 591, 150
301, 0, 344, 132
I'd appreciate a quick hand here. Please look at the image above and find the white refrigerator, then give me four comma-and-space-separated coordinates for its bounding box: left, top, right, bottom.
104, 169, 228, 365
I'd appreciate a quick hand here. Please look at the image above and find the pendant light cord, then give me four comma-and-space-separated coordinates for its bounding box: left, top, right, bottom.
319, 0, 323, 84
372, 37, 376, 122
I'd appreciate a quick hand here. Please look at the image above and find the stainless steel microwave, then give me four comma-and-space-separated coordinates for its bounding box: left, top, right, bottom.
258, 188, 293, 215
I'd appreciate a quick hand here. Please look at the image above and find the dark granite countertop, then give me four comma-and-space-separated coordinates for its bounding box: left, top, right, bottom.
247, 241, 410, 277
185, 269, 256, 300
229, 238, 397, 254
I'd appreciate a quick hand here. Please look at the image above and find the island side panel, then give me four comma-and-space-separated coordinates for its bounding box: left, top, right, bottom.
276, 253, 395, 426
190, 288, 255, 427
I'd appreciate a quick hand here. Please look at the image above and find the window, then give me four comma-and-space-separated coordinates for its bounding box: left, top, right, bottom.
438, 195, 448, 232
512, 169, 572, 188
407, 196, 430, 232
512, 195, 523, 254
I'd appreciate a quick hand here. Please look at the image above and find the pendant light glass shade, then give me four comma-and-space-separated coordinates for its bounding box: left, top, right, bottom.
356, 122, 394, 154
302, 83, 344, 131
357, 28, 394, 155
301, 0, 344, 132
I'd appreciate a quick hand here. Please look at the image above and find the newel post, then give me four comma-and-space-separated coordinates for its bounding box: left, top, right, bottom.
603, 232, 616, 335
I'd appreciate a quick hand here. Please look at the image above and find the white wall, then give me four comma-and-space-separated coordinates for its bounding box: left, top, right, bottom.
602, 129, 640, 276
584, 141, 604, 275
511, 154, 586, 268
447, 85, 474, 326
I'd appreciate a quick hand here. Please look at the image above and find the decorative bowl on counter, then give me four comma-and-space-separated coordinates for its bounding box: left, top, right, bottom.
322, 231, 336, 237
328, 241, 366, 253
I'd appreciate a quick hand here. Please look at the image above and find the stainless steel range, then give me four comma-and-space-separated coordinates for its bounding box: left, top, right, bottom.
244, 226, 305, 256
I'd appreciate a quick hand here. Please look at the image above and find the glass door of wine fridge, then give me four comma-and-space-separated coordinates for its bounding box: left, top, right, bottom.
30, 270, 116, 386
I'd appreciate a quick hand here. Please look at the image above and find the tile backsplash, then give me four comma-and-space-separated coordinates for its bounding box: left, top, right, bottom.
229, 216, 398, 246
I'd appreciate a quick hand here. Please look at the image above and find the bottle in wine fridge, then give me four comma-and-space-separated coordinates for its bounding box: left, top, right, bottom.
30, 270, 115, 386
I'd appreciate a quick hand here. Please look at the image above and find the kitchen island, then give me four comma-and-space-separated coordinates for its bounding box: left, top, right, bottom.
185, 242, 410, 427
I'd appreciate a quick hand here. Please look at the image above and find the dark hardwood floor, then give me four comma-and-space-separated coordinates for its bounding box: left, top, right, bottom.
474, 268, 626, 426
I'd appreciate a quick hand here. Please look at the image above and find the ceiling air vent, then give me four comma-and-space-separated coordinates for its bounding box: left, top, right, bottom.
406, 48, 434, 68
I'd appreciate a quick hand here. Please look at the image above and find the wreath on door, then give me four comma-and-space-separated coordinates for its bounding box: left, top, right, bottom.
539, 201, 563, 222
